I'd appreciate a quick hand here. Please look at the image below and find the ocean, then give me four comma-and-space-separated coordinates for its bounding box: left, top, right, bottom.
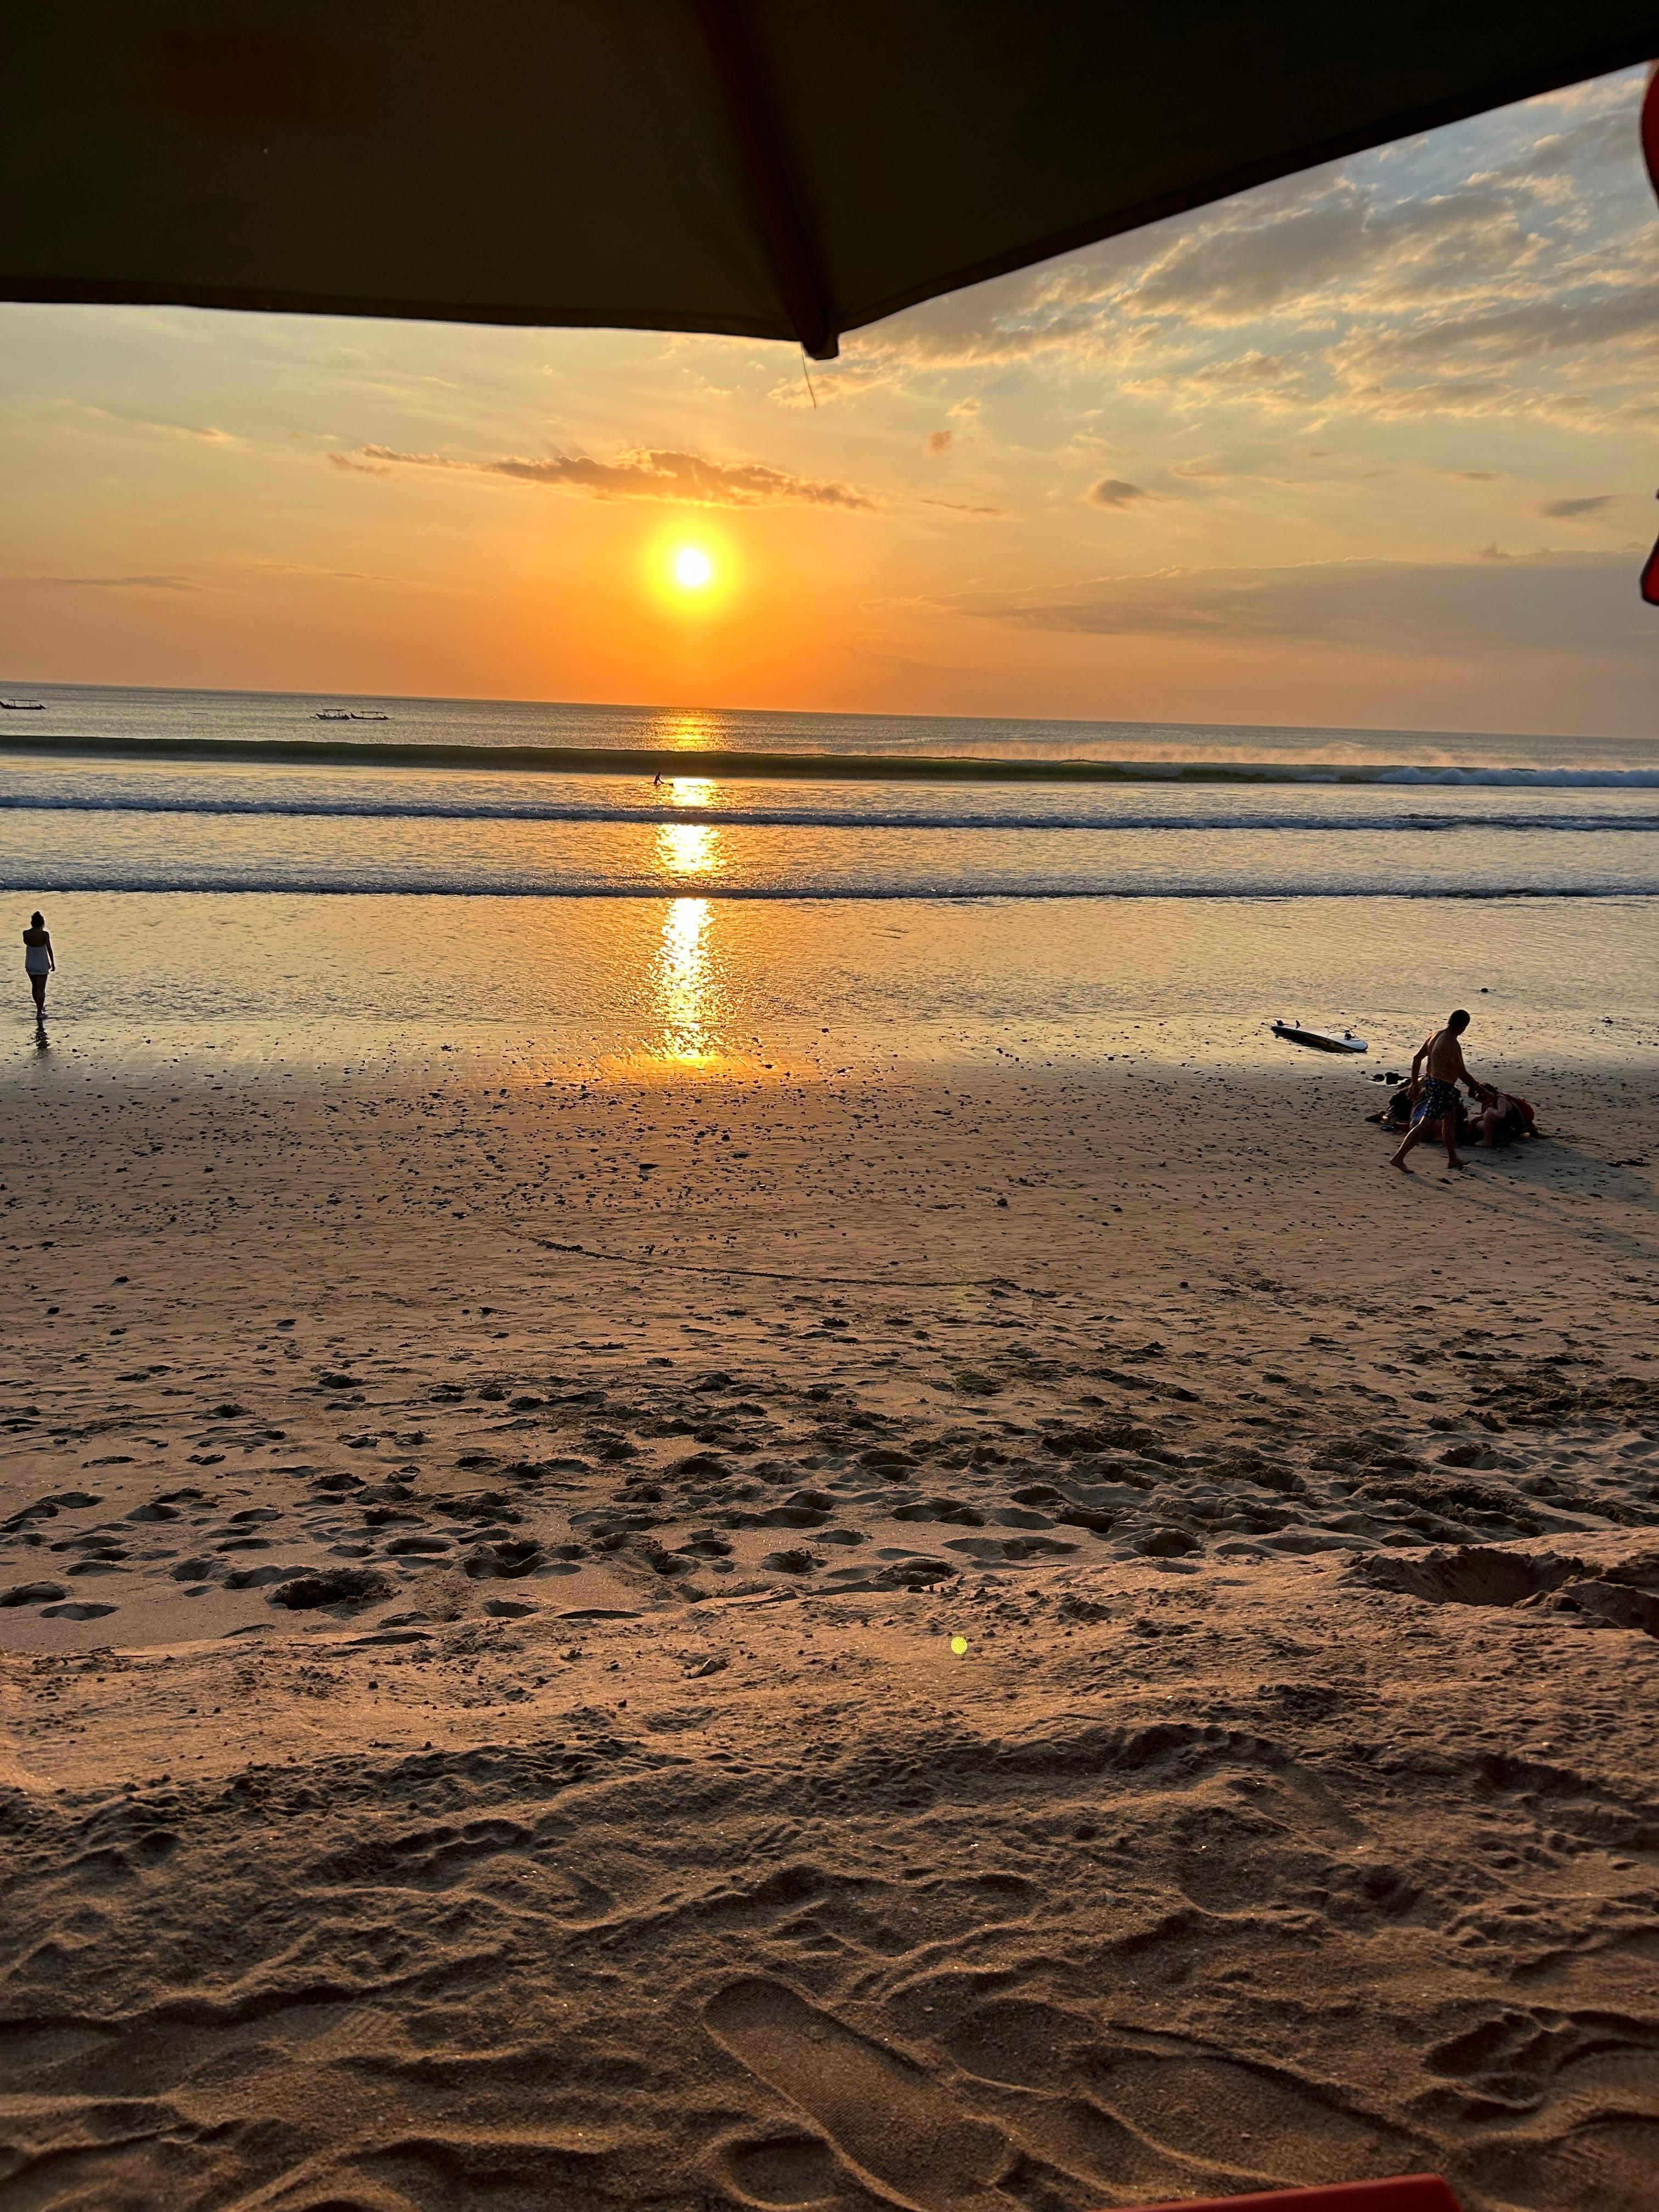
3, 682, 1656, 1077
5, 681, 1659, 901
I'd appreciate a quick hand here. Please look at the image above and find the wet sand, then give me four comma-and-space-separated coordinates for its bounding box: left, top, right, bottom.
2, 1055, 1656, 2210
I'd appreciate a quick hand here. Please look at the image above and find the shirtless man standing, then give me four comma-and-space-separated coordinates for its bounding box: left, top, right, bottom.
1390, 1008, 1479, 1173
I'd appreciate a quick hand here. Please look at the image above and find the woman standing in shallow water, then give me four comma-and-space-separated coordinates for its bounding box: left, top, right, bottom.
22, 910, 54, 1018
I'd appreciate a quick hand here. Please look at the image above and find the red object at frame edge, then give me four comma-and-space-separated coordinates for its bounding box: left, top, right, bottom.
1643, 66, 1658, 606
1100, 2174, 1462, 2212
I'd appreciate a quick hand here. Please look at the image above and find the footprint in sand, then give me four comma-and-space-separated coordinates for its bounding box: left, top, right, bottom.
719, 2132, 849, 2208
703, 1978, 1013, 2212
945, 1996, 1421, 2191
1425, 2002, 1659, 2122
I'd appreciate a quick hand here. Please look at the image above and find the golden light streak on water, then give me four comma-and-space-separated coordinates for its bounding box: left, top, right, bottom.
652, 710, 722, 751
656, 894, 714, 1065
656, 780, 724, 879
658, 821, 718, 875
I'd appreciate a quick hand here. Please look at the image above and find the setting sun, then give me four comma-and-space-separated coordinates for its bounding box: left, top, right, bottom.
641, 527, 737, 619
673, 545, 714, 591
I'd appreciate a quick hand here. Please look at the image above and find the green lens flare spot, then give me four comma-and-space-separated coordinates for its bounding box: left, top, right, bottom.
950, 1635, 968, 1657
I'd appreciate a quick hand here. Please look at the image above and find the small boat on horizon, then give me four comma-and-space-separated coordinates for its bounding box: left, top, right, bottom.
1, 698, 46, 709
314, 709, 390, 721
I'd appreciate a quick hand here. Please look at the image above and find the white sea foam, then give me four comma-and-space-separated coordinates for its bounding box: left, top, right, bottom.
1373, 766, 1659, 788
3, 793, 1657, 834
12, 754, 1659, 794
4, 870, 1652, 901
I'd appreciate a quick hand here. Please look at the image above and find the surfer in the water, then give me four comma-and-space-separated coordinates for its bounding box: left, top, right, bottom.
1390, 1009, 1479, 1173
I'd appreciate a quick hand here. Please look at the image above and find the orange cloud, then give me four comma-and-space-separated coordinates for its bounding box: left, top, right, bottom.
1086, 478, 1152, 509
336, 444, 875, 510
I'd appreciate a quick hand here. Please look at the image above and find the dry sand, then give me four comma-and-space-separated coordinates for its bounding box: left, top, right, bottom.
2, 1054, 1656, 2211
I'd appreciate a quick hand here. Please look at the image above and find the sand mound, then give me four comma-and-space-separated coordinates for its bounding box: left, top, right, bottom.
1353, 1545, 1659, 1636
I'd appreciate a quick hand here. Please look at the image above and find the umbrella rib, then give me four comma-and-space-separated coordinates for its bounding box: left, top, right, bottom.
694, 0, 839, 359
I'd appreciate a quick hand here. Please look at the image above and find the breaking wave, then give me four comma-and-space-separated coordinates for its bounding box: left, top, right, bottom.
4, 871, 1653, 901
5, 733, 1659, 788
3, 793, 1657, 834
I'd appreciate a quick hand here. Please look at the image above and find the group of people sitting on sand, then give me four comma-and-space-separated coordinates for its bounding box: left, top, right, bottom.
1379, 1008, 1537, 1173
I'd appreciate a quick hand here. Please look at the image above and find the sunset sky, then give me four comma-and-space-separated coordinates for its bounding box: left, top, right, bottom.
2, 65, 1654, 738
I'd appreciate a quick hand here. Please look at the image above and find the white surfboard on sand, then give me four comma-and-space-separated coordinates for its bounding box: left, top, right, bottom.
1271, 1021, 1368, 1054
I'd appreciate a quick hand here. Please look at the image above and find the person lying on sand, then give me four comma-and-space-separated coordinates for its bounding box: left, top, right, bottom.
1390, 1008, 1480, 1174
1468, 1081, 1502, 1147
1471, 1081, 1538, 1148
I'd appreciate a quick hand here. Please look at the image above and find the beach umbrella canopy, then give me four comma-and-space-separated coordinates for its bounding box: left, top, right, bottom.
2, 3, 1651, 360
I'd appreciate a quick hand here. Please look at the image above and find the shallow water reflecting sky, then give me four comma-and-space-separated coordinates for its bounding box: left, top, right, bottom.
7, 891, 1654, 1090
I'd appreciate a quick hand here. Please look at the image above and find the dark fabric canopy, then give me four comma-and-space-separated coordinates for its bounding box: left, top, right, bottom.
3, 3, 1650, 359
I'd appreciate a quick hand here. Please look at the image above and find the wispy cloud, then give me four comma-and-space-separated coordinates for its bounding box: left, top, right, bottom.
335, 444, 877, 510
1469, 105, 1636, 194
1086, 478, 1152, 509
245, 560, 417, 585
58, 400, 235, 443
1123, 177, 1548, 325
1379, 291, 1651, 366
1168, 455, 1232, 479
3, 573, 200, 591
941, 551, 1644, 656
917, 496, 1007, 517
1536, 493, 1615, 518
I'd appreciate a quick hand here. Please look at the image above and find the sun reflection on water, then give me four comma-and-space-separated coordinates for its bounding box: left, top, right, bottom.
656, 895, 714, 1065
655, 777, 724, 881
661, 822, 717, 874
652, 710, 724, 751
